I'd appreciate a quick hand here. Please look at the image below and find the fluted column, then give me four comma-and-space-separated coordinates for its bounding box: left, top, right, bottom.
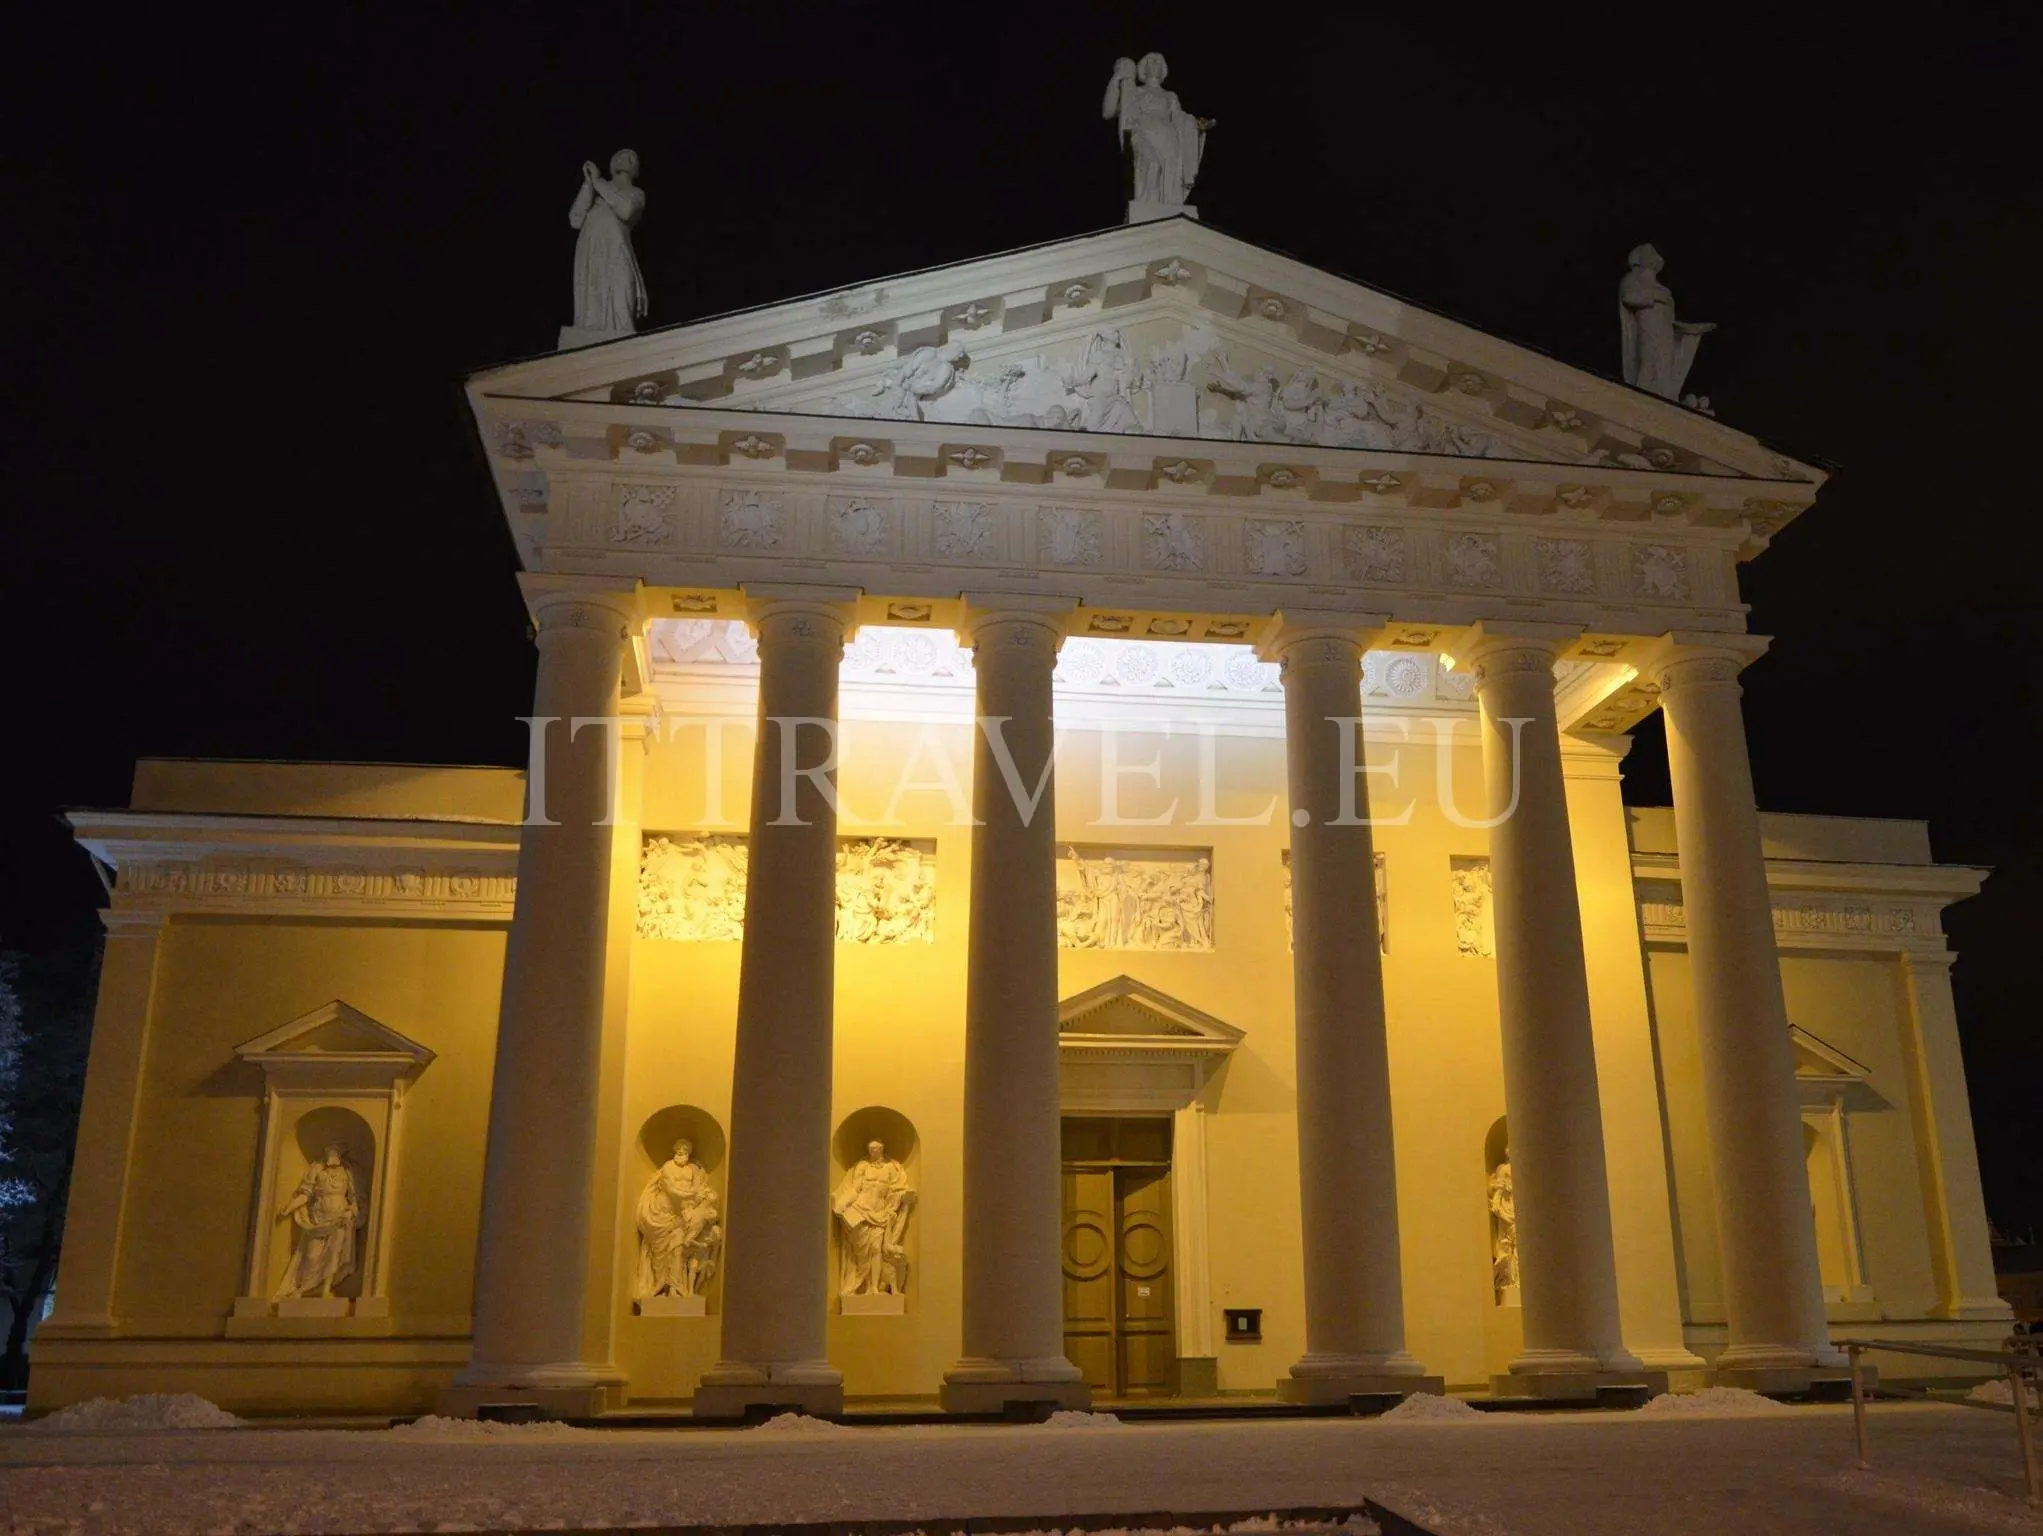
1269, 620, 1435, 1403
942, 598, 1089, 1413
450, 576, 638, 1416
695, 587, 858, 1418
1464, 623, 1641, 1387
1650, 637, 1838, 1379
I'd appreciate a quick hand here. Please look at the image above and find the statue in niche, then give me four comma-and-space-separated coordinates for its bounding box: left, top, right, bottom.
272, 1142, 365, 1301
1619, 244, 1713, 400
567, 150, 647, 335
633, 1138, 723, 1302
832, 1140, 915, 1296
1103, 54, 1211, 211
1488, 1159, 1520, 1302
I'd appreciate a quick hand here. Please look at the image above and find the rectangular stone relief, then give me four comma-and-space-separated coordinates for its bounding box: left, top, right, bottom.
1056, 845, 1212, 951
637, 834, 936, 944
1450, 855, 1495, 957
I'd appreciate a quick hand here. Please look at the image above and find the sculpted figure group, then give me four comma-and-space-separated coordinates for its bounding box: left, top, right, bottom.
1058, 848, 1213, 951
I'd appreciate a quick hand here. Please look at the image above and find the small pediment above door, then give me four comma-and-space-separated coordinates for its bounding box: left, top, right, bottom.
1058, 976, 1242, 1115
1060, 975, 1244, 1046
1790, 1025, 1871, 1085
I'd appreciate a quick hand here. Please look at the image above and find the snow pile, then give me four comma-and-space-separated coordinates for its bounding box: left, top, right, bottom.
749, 1411, 845, 1434
1636, 1386, 1783, 1417
1381, 1391, 1483, 1421
387, 1413, 595, 1438
28, 1393, 244, 1432
1965, 1376, 2042, 1408
1039, 1409, 1125, 1429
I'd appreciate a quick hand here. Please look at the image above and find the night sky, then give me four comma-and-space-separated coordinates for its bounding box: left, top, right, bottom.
5, 7, 2038, 1232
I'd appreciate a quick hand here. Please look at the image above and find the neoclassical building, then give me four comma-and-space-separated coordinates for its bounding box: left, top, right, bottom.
36, 220, 2008, 1417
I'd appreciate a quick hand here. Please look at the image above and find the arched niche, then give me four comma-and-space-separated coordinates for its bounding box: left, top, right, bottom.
228, 1001, 433, 1329
830, 1106, 919, 1315
628, 1105, 727, 1317
1483, 1115, 1518, 1307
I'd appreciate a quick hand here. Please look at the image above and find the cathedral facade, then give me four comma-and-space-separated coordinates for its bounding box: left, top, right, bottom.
34, 222, 2008, 1416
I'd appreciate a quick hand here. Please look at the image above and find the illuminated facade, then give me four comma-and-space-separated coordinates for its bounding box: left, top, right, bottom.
36, 223, 2008, 1415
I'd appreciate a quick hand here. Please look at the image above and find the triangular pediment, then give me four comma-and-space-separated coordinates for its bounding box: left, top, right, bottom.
1059, 975, 1244, 1047
1791, 1025, 1872, 1084
235, 1000, 435, 1067
471, 219, 1816, 484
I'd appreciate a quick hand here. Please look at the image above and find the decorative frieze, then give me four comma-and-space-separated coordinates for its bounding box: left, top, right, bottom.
637, 834, 936, 944
116, 859, 514, 911
1643, 897, 1921, 941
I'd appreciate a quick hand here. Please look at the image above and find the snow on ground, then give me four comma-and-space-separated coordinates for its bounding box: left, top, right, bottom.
1967, 1378, 2042, 1409
1040, 1410, 1125, 1429
1379, 1392, 1484, 1422
751, 1411, 846, 1435
1634, 1385, 1790, 1417
386, 1413, 597, 1439
3, 1401, 2038, 1535
23, 1394, 244, 1432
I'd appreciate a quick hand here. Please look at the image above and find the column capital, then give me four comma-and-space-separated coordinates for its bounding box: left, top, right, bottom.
518, 573, 643, 636
739, 582, 861, 642
959, 593, 1078, 653
1255, 607, 1388, 663
1447, 619, 1582, 685
1637, 632, 1772, 694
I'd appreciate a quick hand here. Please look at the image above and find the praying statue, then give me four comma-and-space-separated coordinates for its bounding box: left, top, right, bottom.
633, 1138, 723, 1302
1102, 54, 1212, 216
273, 1142, 365, 1301
1619, 244, 1714, 400
567, 149, 647, 336
1488, 1159, 1520, 1301
831, 1139, 915, 1296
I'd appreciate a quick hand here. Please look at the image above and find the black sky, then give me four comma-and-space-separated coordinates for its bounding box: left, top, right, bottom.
4, 4, 2039, 1229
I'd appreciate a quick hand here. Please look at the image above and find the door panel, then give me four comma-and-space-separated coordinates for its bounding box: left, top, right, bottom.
1060, 1134, 1181, 1399
1062, 1168, 1117, 1393
1116, 1167, 1177, 1397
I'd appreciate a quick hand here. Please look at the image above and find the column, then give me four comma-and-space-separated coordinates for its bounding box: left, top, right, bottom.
1271, 621, 1435, 1403
37, 911, 165, 1340
449, 576, 638, 1417
942, 599, 1089, 1413
1650, 638, 1840, 1379
1170, 1102, 1217, 1397
1463, 623, 1642, 1388
695, 587, 857, 1418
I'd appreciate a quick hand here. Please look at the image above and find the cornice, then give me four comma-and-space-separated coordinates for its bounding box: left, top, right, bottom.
1633, 849, 1986, 955
67, 811, 521, 924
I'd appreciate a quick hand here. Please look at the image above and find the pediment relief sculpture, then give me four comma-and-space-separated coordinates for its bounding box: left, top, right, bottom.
688, 318, 1578, 463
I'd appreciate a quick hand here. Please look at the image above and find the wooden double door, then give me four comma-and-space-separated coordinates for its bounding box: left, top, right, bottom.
1061, 1117, 1177, 1398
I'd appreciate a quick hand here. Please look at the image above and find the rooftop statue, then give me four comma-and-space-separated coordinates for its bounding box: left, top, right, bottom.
564, 149, 647, 346
1619, 244, 1714, 400
1103, 54, 1212, 223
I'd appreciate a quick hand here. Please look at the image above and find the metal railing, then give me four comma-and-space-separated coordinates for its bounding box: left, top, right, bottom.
1843, 1336, 2040, 1508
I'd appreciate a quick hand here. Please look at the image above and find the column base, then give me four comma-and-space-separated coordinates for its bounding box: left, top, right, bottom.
941, 1356, 1091, 1415
692, 1380, 845, 1419
1490, 1370, 1669, 1403
1279, 1374, 1447, 1407
1711, 1363, 1865, 1397
435, 1382, 614, 1419
692, 1360, 845, 1420
939, 1378, 1093, 1415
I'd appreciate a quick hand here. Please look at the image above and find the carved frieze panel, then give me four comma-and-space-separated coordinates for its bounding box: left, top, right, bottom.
1143, 511, 1205, 572
637, 834, 935, 943
827, 495, 894, 557
1281, 850, 1388, 952
1056, 845, 1212, 951
1632, 542, 1689, 600
1450, 856, 1494, 957
718, 490, 785, 550
1244, 519, 1308, 578
1446, 532, 1502, 590
1643, 897, 1921, 941
1344, 526, 1407, 584
116, 859, 513, 911
1536, 537, 1596, 595
932, 500, 996, 559
614, 484, 677, 545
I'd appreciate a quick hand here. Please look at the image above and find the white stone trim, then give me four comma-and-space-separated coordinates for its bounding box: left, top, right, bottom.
1633, 849, 1983, 956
